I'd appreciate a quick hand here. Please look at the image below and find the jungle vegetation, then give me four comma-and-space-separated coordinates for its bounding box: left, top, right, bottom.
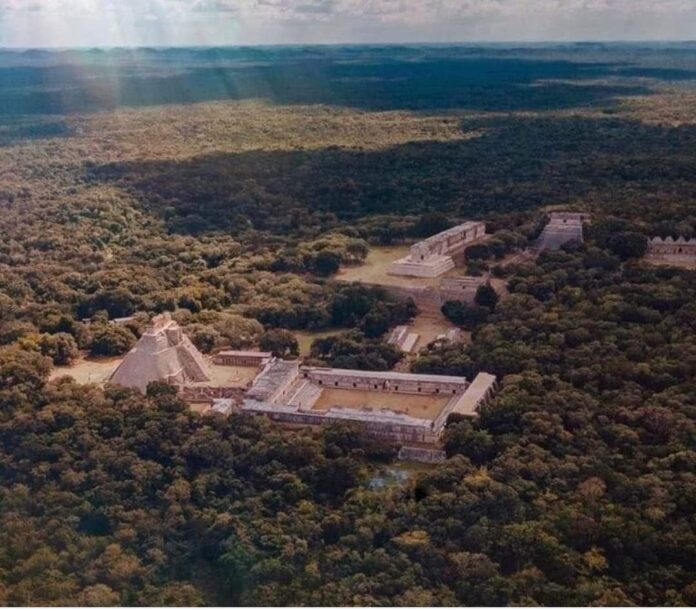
0, 44, 695, 605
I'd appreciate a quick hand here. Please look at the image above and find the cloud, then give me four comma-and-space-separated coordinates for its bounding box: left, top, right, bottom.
2, 0, 694, 19
0, 0, 694, 45
192, 0, 242, 12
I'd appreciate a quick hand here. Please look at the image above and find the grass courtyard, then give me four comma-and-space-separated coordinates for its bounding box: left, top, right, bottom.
311, 387, 450, 421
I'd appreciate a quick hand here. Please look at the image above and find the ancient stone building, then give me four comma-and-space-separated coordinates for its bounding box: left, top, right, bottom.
241, 363, 497, 446
439, 275, 488, 302
537, 211, 591, 251
109, 313, 211, 393
387, 325, 420, 353
212, 350, 272, 367
104, 313, 498, 462
244, 359, 300, 404
648, 236, 696, 258
388, 221, 487, 277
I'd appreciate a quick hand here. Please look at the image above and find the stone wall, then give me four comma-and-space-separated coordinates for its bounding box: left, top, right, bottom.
397, 446, 448, 463
180, 386, 245, 402
301, 367, 469, 395
212, 351, 271, 367
246, 359, 300, 404
537, 215, 586, 251
409, 221, 487, 261
549, 212, 592, 223
243, 400, 440, 444
439, 275, 488, 303
648, 237, 696, 257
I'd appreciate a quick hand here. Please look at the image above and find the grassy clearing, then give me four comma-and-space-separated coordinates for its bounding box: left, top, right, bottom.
312, 387, 449, 420
49, 356, 122, 385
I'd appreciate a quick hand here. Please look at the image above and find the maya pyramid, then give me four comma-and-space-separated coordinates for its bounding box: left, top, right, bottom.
110, 313, 211, 392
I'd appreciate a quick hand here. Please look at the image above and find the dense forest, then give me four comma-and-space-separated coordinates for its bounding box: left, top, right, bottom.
0, 44, 695, 605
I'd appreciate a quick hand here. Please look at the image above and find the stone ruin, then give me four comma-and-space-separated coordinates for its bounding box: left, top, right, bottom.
241, 363, 498, 450
109, 313, 211, 393
536, 212, 592, 251
387, 325, 420, 353
388, 221, 487, 278
648, 236, 696, 258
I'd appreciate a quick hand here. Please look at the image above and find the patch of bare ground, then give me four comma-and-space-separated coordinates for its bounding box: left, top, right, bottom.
187, 364, 260, 388
642, 255, 696, 270
410, 313, 471, 353
49, 356, 122, 385
336, 245, 439, 288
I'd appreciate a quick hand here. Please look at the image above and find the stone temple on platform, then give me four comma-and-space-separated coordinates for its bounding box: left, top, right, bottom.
388, 221, 487, 277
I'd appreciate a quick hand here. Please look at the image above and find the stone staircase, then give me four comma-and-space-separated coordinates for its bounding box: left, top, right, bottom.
287, 380, 322, 411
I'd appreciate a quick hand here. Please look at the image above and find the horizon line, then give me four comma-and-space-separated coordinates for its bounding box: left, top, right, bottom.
1, 39, 696, 51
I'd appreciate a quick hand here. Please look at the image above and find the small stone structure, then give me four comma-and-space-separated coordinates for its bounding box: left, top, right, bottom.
648, 236, 696, 258
537, 212, 591, 251
387, 325, 420, 353
397, 446, 448, 463
212, 350, 272, 367
437, 328, 463, 343
372, 274, 490, 315
110, 313, 211, 393
245, 359, 300, 404
389, 221, 487, 277
439, 275, 488, 303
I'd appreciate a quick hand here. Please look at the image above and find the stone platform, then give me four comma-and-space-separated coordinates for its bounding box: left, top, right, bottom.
388, 255, 455, 278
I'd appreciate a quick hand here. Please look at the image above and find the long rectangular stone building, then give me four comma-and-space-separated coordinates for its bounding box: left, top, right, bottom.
389, 221, 487, 278
648, 236, 696, 258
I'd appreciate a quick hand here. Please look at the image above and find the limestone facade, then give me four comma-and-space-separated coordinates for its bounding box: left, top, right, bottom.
302, 367, 470, 395
548, 212, 592, 223
241, 365, 497, 445
439, 275, 488, 302
245, 359, 300, 404
109, 313, 211, 393
388, 221, 487, 278
387, 325, 420, 353
537, 211, 591, 251
648, 236, 696, 257
212, 350, 272, 367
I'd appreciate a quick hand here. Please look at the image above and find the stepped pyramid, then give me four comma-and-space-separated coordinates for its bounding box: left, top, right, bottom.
110, 313, 211, 392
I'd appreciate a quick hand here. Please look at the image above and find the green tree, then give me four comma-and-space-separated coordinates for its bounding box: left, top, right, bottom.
39, 333, 79, 366
90, 326, 136, 357
442, 300, 490, 330
475, 284, 500, 309
259, 329, 300, 359
606, 231, 648, 260
313, 250, 342, 276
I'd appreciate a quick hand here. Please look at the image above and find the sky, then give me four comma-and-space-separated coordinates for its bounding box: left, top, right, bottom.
0, 0, 694, 48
